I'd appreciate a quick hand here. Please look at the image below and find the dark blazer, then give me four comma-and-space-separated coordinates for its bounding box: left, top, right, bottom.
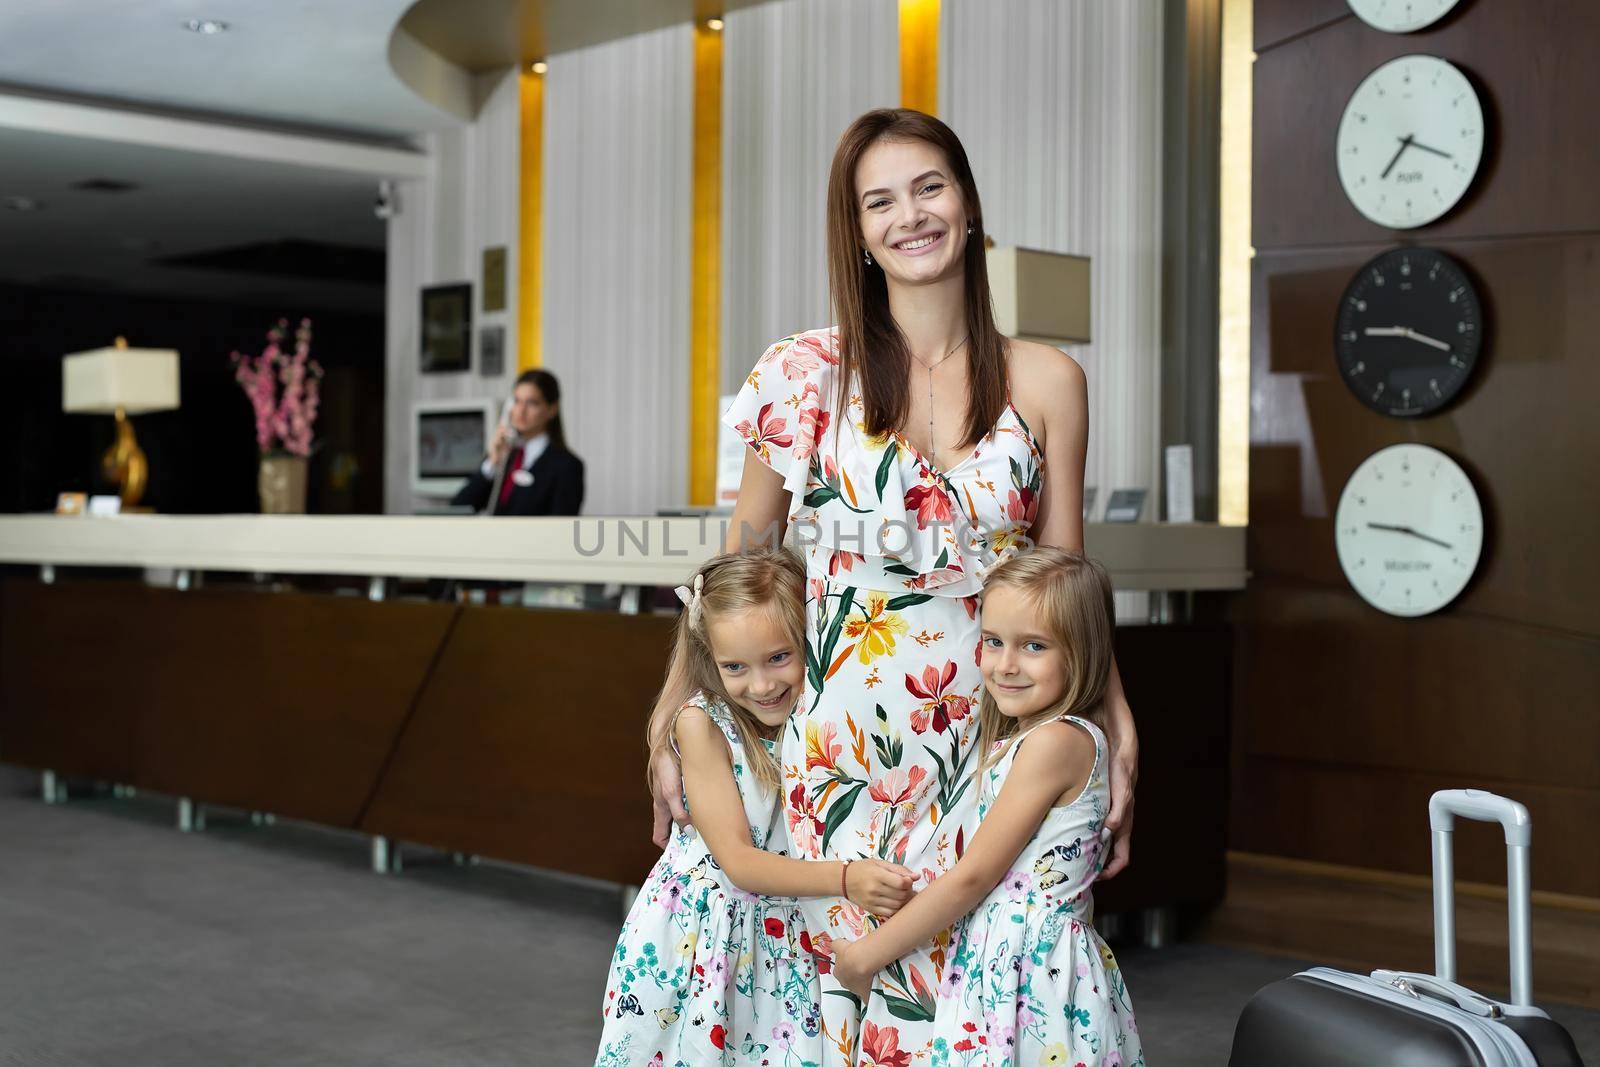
452, 443, 585, 516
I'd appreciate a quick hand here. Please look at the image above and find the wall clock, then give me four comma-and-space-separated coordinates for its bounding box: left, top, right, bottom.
1334, 247, 1482, 417
1337, 55, 1485, 229
1347, 0, 1465, 33
1335, 443, 1483, 617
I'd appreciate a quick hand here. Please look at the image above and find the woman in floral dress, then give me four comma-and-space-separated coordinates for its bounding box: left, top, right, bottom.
653, 109, 1141, 1065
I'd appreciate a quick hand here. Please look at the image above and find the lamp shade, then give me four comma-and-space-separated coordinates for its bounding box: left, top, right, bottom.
62, 343, 180, 415
986, 245, 1091, 345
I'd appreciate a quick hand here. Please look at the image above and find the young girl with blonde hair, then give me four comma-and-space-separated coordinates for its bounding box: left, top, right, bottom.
834, 547, 1143, 1066
598, 549, 917, 1066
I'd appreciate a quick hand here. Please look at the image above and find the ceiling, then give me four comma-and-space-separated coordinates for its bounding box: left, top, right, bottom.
0, 125, 387, 312
0, 0, 456, 142
0, 0, 767, 312
399, 0, 773, 73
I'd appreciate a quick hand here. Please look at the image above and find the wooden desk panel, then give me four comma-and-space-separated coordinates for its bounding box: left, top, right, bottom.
0, 579, 455, 827
2, 578, 1232, 909
358, 604, 675, 884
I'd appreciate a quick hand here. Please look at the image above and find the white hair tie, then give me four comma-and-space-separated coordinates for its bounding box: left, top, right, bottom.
673, 572, 705, 619
977, 543, 1023, 582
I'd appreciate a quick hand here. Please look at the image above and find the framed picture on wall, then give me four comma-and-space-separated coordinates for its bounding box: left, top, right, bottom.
479, 324, 505, 377
420, 283, 472, 373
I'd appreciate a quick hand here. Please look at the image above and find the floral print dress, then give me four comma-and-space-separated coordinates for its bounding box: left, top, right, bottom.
724, 328, 1043, 1065
597, 692, 823, 1067
934, 716, 1142, 1067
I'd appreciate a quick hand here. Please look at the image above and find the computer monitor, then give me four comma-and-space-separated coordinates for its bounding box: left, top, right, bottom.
413, 399, 496, 497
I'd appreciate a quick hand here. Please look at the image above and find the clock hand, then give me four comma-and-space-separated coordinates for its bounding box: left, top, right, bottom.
1400, 327, 1452, 352
1367, 521, 1454, 550
1363, 326, 1407, 337
1408, 138, 1453, 159
1380, 135, 1415, 180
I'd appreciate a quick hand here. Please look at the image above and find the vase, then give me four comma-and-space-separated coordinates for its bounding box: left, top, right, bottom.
258, 455, 308, 514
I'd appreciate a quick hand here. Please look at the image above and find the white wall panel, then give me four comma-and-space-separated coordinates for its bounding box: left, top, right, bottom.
943, 0, 1164, 517
720, 0, 899, 395
543, 23, 693, 515
943, 0, 1165, 618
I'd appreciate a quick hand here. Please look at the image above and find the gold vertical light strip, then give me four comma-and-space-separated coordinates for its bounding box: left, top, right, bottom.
899, 0, 940, 114
689, 22, 723, 505
518, 66, 545, 370
1217, 0, 1253, 525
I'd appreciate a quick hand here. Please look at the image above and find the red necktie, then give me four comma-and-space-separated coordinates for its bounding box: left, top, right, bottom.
497, 444, 526, 510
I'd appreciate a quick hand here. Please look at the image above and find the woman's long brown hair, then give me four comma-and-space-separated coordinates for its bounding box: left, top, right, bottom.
825, 108, 1009, 451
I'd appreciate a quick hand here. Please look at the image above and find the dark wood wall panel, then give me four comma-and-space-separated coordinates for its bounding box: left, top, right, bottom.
359, 605, 676, 885
1253, 2, 1600, 250
1254, 0, 1350, 53
1244, 0, 1600, 897
1247, 238, 1600, 638
1236, 584, 1600, 791
1233, 758, 1600, 894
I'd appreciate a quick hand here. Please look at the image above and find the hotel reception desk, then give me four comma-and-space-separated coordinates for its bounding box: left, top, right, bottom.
0, 515, 1243, 919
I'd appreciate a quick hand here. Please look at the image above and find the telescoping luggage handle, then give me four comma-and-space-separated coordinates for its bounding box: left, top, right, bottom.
1428, 788, 1533, 1007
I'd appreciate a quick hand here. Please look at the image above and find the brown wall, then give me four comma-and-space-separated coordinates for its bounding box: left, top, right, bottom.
1237, 0, 1600, 896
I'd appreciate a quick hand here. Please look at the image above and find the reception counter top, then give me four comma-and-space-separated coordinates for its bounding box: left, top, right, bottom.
0, 515, 1247, 590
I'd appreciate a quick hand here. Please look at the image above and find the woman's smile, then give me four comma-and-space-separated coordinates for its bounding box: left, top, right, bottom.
892, 230, 946, 255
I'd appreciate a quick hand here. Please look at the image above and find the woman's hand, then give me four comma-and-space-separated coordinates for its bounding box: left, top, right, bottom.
649, 748, 691, 849
843, 859, 917, 917
487, 423, 514, 468
1099, 734, 1138, 880
831, 939, 875, 1001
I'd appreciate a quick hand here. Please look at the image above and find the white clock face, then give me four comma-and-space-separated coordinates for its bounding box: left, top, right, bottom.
1335, 443, 1483, 617
1347, 0, 1464, 33
1337, 55, 1484, 229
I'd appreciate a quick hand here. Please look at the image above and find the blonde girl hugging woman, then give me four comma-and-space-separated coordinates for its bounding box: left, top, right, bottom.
597, 550, 918, 1067
833, 548, 1143, 1067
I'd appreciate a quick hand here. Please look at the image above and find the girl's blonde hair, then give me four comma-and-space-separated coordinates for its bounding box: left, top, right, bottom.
975, 547, 1116, 770
646, 549, 806, 794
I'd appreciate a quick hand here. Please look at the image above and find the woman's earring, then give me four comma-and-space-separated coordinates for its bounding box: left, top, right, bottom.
967, 223, 974, 235
863, 249, 874, 266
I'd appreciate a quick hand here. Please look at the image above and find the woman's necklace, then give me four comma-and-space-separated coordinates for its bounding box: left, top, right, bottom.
910, 334, 970, 468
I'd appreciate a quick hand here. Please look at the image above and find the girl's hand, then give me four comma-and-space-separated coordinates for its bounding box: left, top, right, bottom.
650, 749, 691, 849
844, 859, 916, 917
832, 939, 874, 1001
1099, 736, 1138, 880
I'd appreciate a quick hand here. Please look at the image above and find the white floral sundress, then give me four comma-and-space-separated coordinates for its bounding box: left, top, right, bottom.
723, 327, 1044, 1066
935, 716, 1142, 1067
597, 692, 824, 1067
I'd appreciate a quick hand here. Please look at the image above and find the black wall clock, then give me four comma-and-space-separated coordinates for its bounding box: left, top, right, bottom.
1334, 247, 1483, 417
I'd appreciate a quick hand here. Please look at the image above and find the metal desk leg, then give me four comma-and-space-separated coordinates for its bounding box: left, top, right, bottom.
1139, 906, 1176, 948
372, 835, 401, 874
175, 799, 207, 832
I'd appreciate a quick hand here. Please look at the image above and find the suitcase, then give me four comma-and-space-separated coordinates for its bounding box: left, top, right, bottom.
1229, 789, 1585, 1066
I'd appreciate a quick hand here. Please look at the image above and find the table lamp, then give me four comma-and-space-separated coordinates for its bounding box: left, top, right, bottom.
985, 245, 1092, 345
62, 336, 181, 509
